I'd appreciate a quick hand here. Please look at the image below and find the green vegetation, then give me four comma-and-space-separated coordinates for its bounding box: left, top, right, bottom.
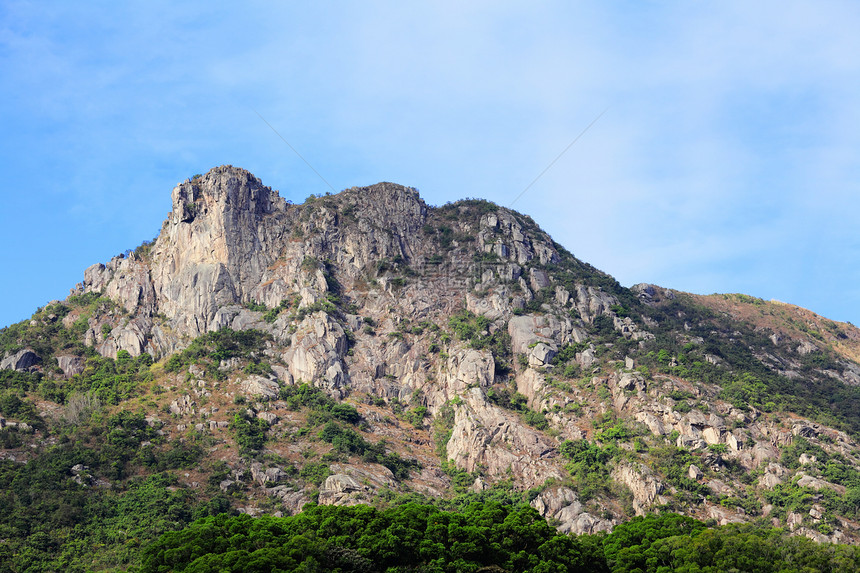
277, 383, 418, 480
592, 414, 637, 443
649, 444, 711, 501
552, 342, 588, 366
164, 328, 271, 380
404, 404, 428, 427
449, 309, 512, 367
0, 414, 228, 572
637, 294, 860, 438
0, 295, 119, 369
139, 505, 860, 573
130, 235, 159, 260
279, 383, 361, 424
299, 461, 331, 486
541, 241, 637, 309
432, 399, 458, 458
5, 192, 860, 572
317, 421, 419, 480
559, 439, 615, 501
230, 411, 270, 457
261, 298, 290, 321
56, 350, 153, 405
486, 386, 549, 430
140, 502, 602, 573
0, 390, 43, 429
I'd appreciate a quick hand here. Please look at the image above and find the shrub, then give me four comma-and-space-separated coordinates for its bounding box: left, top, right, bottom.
300, 462, 331, 486
230, 412, 269, 456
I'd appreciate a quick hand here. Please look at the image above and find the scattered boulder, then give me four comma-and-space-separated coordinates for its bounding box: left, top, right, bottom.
528, 342, 556, 367
328, 464, 397, 489
257, 411, 279, 425
688, 464, 703, 480
796, 473, 845, 494
266, 485, 311, 514
169, 395, 195, 416
707, 504, 746, 526
250, 462, 288, 486
797, 341, 818, 355
240, 376, 280, 400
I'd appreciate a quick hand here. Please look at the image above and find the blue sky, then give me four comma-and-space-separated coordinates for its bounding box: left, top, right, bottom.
1, 1, 859, 328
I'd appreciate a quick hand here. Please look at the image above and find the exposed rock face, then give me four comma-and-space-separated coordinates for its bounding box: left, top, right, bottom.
611, 463, 669, 516
240, 376, 280, 400
56, 355, 85, 378
149, 167, 287, 337
318, 474, 368, 506
250, 462, 289, 486
0, 349, 39, 371
530, 486, 614, 535
444, 387, 564, 489
266, 486, 311, 515
328, 463, 397, 490
46, 164, 860, 541
281, 312, 348, 396
79, 167, 431, 359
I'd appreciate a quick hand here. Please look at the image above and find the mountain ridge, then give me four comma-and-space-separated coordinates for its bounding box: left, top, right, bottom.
3, 164, 860, 569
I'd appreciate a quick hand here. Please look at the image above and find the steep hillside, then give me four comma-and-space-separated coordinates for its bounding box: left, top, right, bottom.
3, 165, 860, 570
694, 292, 860, 366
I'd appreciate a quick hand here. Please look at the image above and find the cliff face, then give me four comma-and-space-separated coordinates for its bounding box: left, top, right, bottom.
78, 164, 616, 368
81, 167, 430, 352
6, 164, 860, 542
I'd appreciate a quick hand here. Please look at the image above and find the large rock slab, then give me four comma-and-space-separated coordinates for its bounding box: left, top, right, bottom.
240, 376, 280, 400
445, 387, 564, 489
56, 355, 85, 378
0, 349, 39, 371
530, 486, 614, 535
318, 474, 369, 506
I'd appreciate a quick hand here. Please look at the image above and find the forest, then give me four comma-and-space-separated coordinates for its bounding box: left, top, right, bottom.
139, 503, 859, 573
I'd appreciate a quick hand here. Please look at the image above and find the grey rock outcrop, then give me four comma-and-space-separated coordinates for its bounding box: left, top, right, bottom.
530, 486, 614, 534
444, 387, 564, 489
318, 474, 369, 506
250, 462, 288, 486
149, 167, 286, 337
612, 463, 669, 515
266, 486, 311, 514
240, 376, 280, 400
280, 312, 348, 395
1, 349, 39, 371
329, 463, 397, 489
32, 164, 860, 541
56, 355, 85, 378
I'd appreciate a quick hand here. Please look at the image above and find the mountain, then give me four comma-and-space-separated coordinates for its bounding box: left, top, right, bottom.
3, 165, 860, 569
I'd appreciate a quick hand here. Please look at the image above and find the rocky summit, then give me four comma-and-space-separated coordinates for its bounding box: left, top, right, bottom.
4, 165, 860, 568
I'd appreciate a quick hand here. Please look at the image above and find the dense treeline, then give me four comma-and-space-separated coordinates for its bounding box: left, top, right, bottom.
139, 504, 859, 573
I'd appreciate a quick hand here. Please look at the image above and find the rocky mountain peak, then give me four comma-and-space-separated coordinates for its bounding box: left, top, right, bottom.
7, 166, 860, 548
72, 166, 634, 358
342, 181, 428, 234
169, 165, 285, 225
